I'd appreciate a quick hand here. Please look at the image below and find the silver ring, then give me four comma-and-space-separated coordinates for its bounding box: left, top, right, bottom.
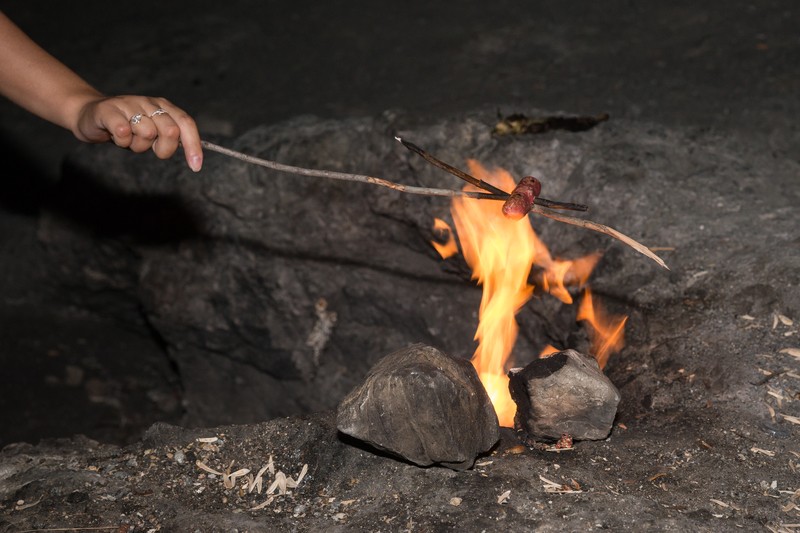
129, 113, 143, 125
149, 108, 167, 118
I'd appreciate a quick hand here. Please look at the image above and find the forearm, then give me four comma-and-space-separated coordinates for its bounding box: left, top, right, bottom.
0, 11, 102, 135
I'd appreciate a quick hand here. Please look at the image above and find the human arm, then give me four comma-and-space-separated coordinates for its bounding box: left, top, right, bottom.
0, 11, 202, 171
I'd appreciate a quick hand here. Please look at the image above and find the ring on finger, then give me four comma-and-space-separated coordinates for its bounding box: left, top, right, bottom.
149, 108, 168, 118
129, 113, 144, 125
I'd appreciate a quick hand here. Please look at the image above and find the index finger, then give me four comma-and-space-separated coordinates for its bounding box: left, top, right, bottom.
160, 101, 203, 172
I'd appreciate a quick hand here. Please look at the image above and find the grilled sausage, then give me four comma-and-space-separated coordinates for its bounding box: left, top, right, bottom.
502, 176, 541, 220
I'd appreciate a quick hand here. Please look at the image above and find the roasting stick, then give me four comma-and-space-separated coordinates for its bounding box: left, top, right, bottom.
527, 205, 669, 269
200, 141, 503, 200
395, 137, 668, 270
395, 137, 588, 211
201, 139, 668, 269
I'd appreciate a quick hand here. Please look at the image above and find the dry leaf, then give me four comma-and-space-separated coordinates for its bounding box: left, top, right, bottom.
497, 490, 511, 504
196, 460, 223, 476
267, 471, 288, 495
751, 447, 777, 457
250, 496, 274, 511
250, 464, 270, 494
780, 348, 800, 359
224, 468, 250, 489
780, 413, 800, 425
295, 464, 309, 485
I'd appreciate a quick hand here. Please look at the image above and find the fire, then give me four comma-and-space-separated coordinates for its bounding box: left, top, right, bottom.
431, 160, 627, 426
431, 217, 459, 258
447, 161, 536, 426
577, 288, 627, 369
539, 344, 560, 358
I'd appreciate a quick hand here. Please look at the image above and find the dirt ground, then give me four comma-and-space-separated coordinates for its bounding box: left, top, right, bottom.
1, 1, 799, 532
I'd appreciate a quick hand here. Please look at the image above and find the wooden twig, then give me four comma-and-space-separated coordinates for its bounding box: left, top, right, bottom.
392, 137, 664, 268
528, 204, 669, 270
394, 136, 588, 212
393, 137, 509, 196
200, 141, 503, 200
201, 140, 666, 269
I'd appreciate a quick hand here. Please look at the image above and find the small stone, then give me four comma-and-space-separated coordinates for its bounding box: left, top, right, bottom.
337, 343, 499, 470
449, 497, 463, 506
509, 349, 620, 441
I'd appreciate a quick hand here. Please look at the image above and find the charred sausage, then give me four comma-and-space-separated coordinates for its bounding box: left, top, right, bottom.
502, 176, 541, 220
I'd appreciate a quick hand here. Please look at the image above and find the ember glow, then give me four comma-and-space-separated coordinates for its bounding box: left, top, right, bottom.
431, 160, 628, 426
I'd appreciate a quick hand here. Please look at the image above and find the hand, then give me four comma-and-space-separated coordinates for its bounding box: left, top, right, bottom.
74, 95, 203, 172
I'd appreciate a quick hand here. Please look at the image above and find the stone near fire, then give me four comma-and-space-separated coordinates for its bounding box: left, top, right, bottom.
336, 343, 500, 470
508, 349, 620, 441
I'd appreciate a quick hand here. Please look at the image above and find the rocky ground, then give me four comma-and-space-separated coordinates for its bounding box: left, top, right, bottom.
0, 1, 798, 531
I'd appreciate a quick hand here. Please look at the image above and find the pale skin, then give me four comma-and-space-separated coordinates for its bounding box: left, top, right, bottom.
0, 11, 203, 172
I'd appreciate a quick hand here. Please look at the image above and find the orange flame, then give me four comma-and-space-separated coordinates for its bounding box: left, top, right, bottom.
539, 344, 560, 358
430, 160, 626, 426
431, 217, 459, 258
448, 161, 536, 427
539, 252, 602, 304
577, 288, 627, 369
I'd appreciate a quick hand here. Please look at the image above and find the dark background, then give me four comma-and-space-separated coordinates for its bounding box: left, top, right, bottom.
1, 1, 798, 446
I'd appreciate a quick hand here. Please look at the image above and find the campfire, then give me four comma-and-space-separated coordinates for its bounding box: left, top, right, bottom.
431, 160, 627, 427
332, 140, 660, 468
189, 136, 666, 469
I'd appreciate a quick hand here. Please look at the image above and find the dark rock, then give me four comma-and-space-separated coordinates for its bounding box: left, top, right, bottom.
336, 343, 499, 470
509, 350, 620, 441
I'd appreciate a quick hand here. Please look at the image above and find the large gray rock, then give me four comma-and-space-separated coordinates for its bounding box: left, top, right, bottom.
509, 349, 620, 440
337, 343, 499, 470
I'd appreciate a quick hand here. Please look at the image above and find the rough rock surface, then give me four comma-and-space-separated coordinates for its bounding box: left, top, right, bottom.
337, 343, 499, 470
1, 2, 799, 530
9, 111, 796, 530
509, 350, 621, 440
35, 111, 800, 434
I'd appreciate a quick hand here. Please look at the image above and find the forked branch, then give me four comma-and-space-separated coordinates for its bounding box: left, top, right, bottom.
201, 139, 667, 269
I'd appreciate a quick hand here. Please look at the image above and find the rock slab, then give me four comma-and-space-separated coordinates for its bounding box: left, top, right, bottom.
337, 343, 499, 470
509, 349, 620, 440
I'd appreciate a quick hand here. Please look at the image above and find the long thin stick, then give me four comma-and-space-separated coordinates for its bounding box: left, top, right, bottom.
393, 137, 509, 196
528, 204, 669, 270
200, 141, 502, 200
201, 140, 667, 269
394, 136, 588, 212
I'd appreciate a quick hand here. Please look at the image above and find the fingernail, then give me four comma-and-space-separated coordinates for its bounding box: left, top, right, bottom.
190, 154, 202, 172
